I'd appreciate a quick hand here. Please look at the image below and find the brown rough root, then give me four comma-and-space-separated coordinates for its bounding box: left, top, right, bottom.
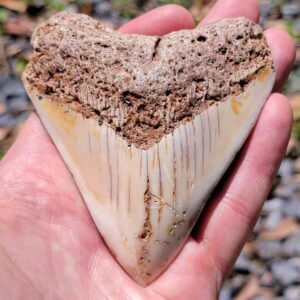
24, 12, 273, 149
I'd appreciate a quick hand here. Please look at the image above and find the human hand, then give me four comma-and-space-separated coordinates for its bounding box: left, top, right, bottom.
0, 1, 295, 299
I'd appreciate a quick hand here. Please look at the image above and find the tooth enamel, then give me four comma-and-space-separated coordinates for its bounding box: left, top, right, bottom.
23, 12, 275, 286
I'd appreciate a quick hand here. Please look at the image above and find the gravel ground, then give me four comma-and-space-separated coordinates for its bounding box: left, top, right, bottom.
0, 0, 299, 299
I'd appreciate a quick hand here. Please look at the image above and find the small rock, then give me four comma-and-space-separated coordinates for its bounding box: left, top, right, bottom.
274, 184, 295, 199
0, 127, 11, 142
262, 210, 283, 230
235, 252, 251, 273
289, 257, 300, 269
253, 216, 264, 233
286, 138, 297, 156
260, 1, 274, 19
256, 240, 282, 260
259, 272, 275, 288
252, 296, 273, 300
263, 198, 284, 213
278, 159, 294, 179
1, 77, 26, 99
219, 285, 232, 300
283, 200, 300, 219
0, 113, 16, 127
294, 157, 300, 174
260, 217, 298, 240
284, 286, 300, 300
230, 274, 248, 295
282, 231, 300, 256
253, 296, 288, 300
249, 260, 267, 277
0, 102, 6, 115
64, 4, 80, 13
94, 1, 113, 18
281, 3, 300, 19
271, 259, 300, 286
235, 276, 274, 300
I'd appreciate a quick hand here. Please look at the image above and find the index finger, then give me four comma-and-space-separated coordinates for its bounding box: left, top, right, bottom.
119, 4, 195, 35
199, 0, 260, 25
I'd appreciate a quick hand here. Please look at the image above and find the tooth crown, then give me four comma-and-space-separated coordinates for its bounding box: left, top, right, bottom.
23, 12, 275, 286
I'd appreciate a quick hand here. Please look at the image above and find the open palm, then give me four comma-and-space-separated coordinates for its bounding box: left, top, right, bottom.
0, 1, 296, 299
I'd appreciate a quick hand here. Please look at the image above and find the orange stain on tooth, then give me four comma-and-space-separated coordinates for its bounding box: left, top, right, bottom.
258, 67, 269, 82
231, 98, 243, 115
242, 92, 249, 100
42, 100, 77, 134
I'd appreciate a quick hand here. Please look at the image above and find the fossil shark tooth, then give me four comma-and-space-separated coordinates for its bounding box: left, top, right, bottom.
22, 12, 275, 286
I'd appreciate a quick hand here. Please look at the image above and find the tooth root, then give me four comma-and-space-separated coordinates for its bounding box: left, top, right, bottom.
24, 67, 275, 285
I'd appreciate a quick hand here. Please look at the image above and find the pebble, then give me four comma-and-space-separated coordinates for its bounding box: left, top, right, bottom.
256, 240, 282, 260
95, 1, 113, 18
253, 216, 264, 233
249, 260, 267, 277
284, 285, 300, 300
282, 231, 300, 256
274, 184, 295, 199
262, 210, 283, 230
253, 297, 274, 300
278, 159, 294, 179
0, 102, 6, 115
235, 252, 251, 273
271, 259, 300, 286
263, 198, 284, 213
260, 272, 275, 288
260, 1, 274, 19
281, 3, 300, 19
294, 157, 300, 173
230, 274, 248, 295
219, 285, 232, 300
1, 77, 27, 99
64, 4, 79, 13
0, 113, 17, 127
283, 199, 300, 219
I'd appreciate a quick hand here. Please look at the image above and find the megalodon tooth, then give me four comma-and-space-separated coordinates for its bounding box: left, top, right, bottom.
22, 12, 275, 286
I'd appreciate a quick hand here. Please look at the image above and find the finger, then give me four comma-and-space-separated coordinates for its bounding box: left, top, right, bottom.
199, 0, 260, 26
0, 113, 55, 166
265, 28, 296, 91
119, 4, 195, 35
194, 93, 292, 281
0, 113, 76, 190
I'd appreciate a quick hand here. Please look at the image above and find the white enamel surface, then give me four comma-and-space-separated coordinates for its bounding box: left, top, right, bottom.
24, 67, 275, 285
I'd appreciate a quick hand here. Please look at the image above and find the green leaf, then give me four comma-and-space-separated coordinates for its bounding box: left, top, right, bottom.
15, 58, 27, 75
293, 122, 300, 141
43, 0, 66, 11
0, 149, 4, 161
0, 8, 9, 24
286, 19, 300, 41
158, 0, 190, 8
